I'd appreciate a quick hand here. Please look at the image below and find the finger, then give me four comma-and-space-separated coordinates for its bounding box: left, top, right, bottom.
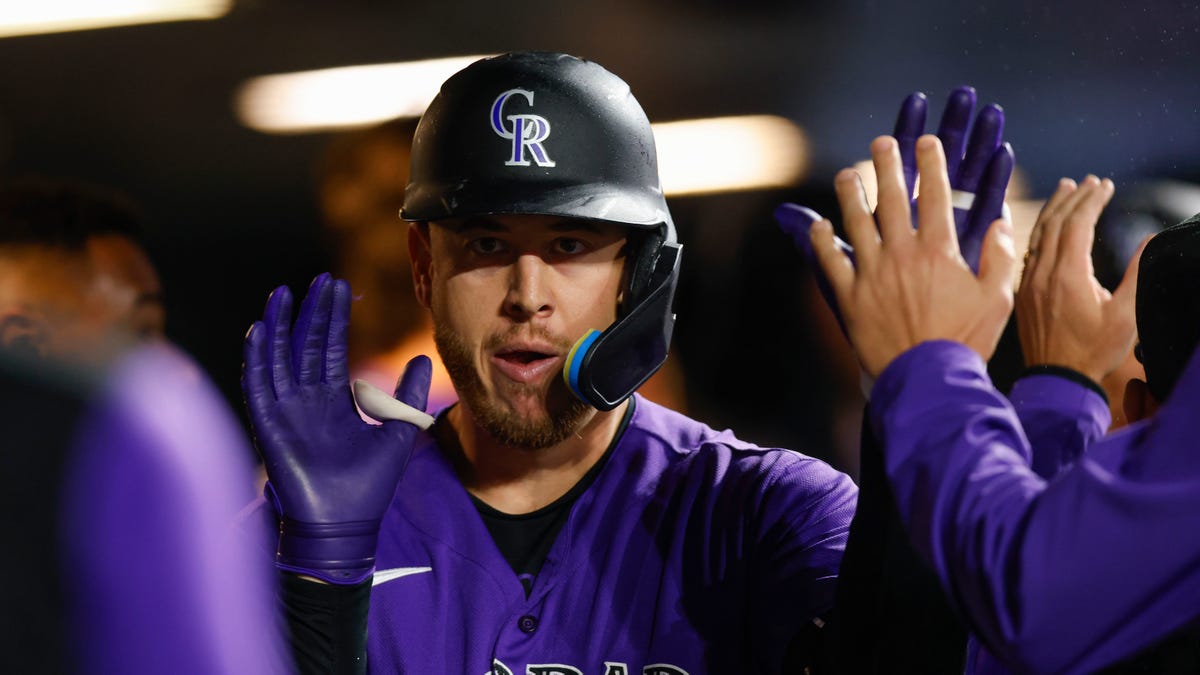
1037, 176, 1097, 269
914, 135, 957, 249
834, 168, 881, 269
242, 321, 274, 426
979, 218, 1018, 296
893, 92, 928, 202
394, 355, 433, 411
775, 202, 854, 321
871, 135, 914, 244
956, 103, 1004, 194
775, 202, 857, 263
936, 85, 976, 179
291, 273, 334, 386
1054, 176, 1111, 273
1027, 177, 1079, 258
774, 203, 822, 264
962, 143, 1014, 269
263, 285, 294, 397
810, 219, 856, 303
324, 278, 352, 387
1110, 233, 1152, 314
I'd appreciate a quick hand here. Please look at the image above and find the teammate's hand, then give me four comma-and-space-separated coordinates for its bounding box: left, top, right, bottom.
242, 272, 431, 585
808, 135, 1016, 378
1015, 177, 1146, 384
776, 86, 1015, 330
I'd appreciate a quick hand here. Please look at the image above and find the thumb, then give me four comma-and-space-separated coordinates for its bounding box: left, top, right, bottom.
978, 218, 1017, 294
393, 354, 433, 411
1112, 233, 1152, 313
352, 354, 434, 430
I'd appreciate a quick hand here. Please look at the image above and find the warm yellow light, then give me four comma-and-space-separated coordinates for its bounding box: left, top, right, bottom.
653, 116, 809, 196
238, 63, 809, 196
236, 55, 493, 135
0, 0, 232, 38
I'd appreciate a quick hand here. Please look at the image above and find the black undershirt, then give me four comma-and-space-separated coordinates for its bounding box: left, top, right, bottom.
453, 399, 634, 595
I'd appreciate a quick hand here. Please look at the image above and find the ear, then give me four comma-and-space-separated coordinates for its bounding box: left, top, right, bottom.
1123, 378, 1159, 424
0, 311, 49, 359
408, 223, 433, 309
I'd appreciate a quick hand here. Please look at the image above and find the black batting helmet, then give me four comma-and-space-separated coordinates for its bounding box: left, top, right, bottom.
401, 52, 681, 411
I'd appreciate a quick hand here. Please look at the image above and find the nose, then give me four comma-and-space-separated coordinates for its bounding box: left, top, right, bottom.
503, 254, 553, 320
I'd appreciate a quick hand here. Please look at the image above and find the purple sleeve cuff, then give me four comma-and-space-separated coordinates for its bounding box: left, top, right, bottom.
867, 340, 994, 439
1010, 371, 1111, 479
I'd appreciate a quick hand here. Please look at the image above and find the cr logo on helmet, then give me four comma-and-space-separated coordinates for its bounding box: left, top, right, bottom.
490, 88, 556, 168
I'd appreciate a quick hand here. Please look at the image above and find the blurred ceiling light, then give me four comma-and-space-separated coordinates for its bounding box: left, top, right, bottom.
239, 63, 809, 196
0, 0, 232, 38
655, 116, 808, 196
236, 55, 492, 134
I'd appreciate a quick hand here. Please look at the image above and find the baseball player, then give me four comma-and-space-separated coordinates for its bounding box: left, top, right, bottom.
242, 52, 857, 673
794, 125, 1200, 672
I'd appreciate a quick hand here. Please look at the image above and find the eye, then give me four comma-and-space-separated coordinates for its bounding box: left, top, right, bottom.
468, 237, 505, 255
553, 237, 587, 255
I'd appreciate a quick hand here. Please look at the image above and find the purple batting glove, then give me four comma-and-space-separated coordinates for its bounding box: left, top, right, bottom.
895, 86, 1015, 272
242, 272, 431, 585
774, 203, 853, 334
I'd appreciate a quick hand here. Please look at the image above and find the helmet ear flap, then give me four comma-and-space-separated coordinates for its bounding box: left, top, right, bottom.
623, 228, 666, 317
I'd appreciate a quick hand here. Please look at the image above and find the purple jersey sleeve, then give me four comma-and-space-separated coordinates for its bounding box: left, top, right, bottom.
869, 340, 1200, 673
60, 345, 290, 675
1009, 372, 1110, 479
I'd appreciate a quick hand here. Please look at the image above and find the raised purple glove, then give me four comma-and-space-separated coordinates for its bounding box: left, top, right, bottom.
893, 86, 1014, 270
242, 272, 431, 585
777, 86, 1016, 327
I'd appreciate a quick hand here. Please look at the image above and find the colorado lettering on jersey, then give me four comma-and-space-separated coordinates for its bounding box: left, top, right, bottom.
489, 660, 688, 675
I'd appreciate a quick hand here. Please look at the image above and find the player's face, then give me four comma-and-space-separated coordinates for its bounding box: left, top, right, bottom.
0, 237, 164, 362
413, 215, 627, 448
86, 234, 165, 341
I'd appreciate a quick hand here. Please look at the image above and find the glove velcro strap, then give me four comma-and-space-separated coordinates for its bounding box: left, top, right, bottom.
277, 517, 382, 586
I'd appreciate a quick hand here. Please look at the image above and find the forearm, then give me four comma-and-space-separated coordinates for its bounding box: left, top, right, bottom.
871, 341, 1200, 672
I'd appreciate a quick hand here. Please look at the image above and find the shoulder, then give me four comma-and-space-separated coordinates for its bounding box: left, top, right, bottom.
628, 395, 858, 510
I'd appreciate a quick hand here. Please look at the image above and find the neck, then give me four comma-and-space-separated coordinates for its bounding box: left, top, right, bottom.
445, 399, 629, 515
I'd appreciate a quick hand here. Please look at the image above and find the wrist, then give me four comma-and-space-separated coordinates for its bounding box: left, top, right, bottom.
1017, 364, 1108, 404
277, 517, 382, 585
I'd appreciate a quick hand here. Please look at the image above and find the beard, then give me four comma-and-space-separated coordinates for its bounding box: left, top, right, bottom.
433, 320, 591, 450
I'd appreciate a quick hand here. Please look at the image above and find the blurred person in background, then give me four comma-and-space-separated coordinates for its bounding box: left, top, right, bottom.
0, 177, 289, 673
315, 118, 458, 413
0, 178, 164, 362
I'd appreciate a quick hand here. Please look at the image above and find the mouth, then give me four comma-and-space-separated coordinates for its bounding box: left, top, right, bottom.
491, 346, 563, 384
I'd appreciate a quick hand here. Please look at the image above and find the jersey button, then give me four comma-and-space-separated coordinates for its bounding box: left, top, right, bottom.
518, 615, 538, 633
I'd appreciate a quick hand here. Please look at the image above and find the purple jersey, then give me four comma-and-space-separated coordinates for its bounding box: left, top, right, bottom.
872, 340, 1200, 674
360, 395, 856, 673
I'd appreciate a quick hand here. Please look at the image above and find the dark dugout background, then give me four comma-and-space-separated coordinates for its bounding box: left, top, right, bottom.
3, 0, 1198, 475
